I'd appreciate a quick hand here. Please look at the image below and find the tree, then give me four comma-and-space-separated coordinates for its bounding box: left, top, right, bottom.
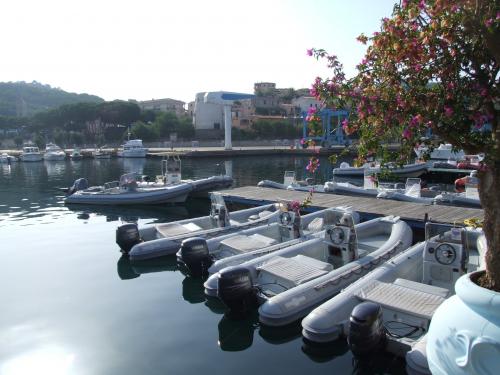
309, 0, 499, 289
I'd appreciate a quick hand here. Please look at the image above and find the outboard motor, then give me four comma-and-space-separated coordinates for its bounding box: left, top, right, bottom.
348, 302, 386, 357
67, 177, 89, 196
116, 223, 141, 253
178, 237, 212, 276
217, 266, 257, 316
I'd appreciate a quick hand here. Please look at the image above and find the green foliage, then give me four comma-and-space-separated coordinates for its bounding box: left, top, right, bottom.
130, 121, 158, 142
251, 120, 301, 139
0, 81, 103, 117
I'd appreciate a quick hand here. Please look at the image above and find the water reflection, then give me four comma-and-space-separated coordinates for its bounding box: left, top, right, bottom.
117, 256, 178, 280
301, 338, 349, 363
44, 160, 67, 178
182, 276, 206, 304
122, 158, 146, 174
217, 312, 259, 352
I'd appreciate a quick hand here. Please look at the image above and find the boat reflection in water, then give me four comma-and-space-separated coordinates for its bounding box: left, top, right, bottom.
122, 157, 146, 175
217, 311, 302, 352
117, 255, 178, 280
301, 337, 349, 363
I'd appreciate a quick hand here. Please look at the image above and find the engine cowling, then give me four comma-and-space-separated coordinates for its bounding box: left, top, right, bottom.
217, 266, 256, 316
348, 302, 386, 357
178, 237, 213, 276
116, 223, 141, 253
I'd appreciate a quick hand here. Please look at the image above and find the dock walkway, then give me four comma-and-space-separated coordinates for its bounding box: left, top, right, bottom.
218, 186, 483, 228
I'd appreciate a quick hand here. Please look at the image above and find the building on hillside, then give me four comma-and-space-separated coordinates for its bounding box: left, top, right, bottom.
291, 96, 323, 114
254, 82, 276, 95
138, 98, 186, 116
187, 101, 195, 117
231, 99, 254, 129
193, 92, 224, 138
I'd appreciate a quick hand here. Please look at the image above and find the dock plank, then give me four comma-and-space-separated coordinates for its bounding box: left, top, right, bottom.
218, 186, 483, 226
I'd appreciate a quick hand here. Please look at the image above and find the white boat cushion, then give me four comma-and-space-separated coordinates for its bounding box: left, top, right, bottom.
155, 222, 202, 237
257, 255, 331, 286
306, 217, 324, 232
220, 233, 278, 253
393, 278, 450, 298
354, 280, 446, 320
258, 210, 273, 218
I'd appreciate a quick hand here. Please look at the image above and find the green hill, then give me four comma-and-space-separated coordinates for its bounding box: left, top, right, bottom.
0, 81, 104, 117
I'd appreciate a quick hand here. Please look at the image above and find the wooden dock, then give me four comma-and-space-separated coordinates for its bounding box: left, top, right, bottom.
218, 186, 483, 228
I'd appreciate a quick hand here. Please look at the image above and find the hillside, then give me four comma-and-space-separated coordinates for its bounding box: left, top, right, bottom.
0, 81, 104, 117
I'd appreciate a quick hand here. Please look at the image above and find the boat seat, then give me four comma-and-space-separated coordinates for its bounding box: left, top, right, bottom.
354, 280, 447, 320
220, 233, 278, 254
258, 210, 273, 218
393, 278, 450, 298
257, 255, 332, 288
306, 217, 324, 232
155, 222, 203, 237
467, 249, 482, 273
357, 234, 388, 252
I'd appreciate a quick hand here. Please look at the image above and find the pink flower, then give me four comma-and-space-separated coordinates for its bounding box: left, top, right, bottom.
307, 49, 313, 56
418, 0, 426, 10
444, 105, 453, 117
485, 18, 493, 28
341, 119, 349, 130
307, 107, 317, 115
402, 128, 412, 139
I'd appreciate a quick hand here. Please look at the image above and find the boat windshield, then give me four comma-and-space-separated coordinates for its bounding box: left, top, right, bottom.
425, 222, 464, 245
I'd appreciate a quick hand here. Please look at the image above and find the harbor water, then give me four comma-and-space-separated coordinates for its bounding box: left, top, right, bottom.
0, 156, 406, 375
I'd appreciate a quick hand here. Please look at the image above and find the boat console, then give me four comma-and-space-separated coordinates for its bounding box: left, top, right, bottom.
323, 209, 358, 267
210, 193, 230, 228
278, 202, 302, 241
422, 223, 468, 290
163, 155, 182, 184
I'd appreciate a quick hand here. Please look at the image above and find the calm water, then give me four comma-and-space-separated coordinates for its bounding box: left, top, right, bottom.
0, 156, 405, 375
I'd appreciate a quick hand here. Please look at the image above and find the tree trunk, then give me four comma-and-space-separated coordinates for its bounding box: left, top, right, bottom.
478, 166, 500, 292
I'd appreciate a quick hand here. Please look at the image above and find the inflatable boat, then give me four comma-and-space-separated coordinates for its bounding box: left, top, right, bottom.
120, 194, 281, 259
257, 171, 324, 192
332, 162, 427, 178
64, 173, 193, 205
138, 155, 232, 196
301, 223, 485, 374
204, 211, 412, 327
176, 206, 358, 276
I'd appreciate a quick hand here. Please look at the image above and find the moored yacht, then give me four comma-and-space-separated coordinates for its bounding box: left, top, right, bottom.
19, 144, 43, 162
117, 139, 147, 158
44, 143, 66, 161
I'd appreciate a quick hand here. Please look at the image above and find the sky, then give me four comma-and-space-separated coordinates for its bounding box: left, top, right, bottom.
1, 0, 398, 103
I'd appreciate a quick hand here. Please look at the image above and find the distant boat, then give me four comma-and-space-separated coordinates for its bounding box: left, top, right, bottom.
70, 148, 83, 160
0, 153, 17, 163
415, 143, 465, 161
64, 173, 192, 205
20, 144, 43, 162
93, 147, 112, 159
44, 143, 66, 161
117, 139, 147, 158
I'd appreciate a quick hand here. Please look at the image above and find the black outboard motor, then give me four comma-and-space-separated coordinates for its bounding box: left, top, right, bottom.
348, 302, 386, 357
116, 223, 141, 253
178, 237, 213, 277
217, 266, 257, 316
67, 177, 89, 196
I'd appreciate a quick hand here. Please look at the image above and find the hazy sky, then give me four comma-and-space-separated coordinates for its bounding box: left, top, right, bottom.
1, 0, 397, 103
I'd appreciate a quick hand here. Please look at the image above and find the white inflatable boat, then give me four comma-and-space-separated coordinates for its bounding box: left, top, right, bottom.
434, 191, 481, 208
333, 162, 427, 178
176, 206, 358, 276
119, 194, 281, 259
257, 171, 324, 192
138, 155, 233, 196
64, 173, 193, 205
204, 211, 412, 327
376, 178, 436, 205
301, 223, 485, 374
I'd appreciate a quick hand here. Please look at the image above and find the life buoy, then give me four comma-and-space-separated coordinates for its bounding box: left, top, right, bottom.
454, 176, 467, 193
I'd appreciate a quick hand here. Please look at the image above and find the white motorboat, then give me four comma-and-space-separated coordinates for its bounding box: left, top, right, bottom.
117, 138, 147, 158
70, 148, 83, 160
332, 162, 427, 178
44, 143, 66, 161
415, 143, 465, 161
93, 147, 112, 159
176, 206, 358, 276
376, 178, 437, 204
434, 191, 481, 208
257, 171, 324, 192
0, 153, 17, 163
121, 194, 282, 259
64, 173, 192, 206
139, 155, 233, 197
301, 223, 485, 375
19, 144, 43, 162
204, 211, 412, 327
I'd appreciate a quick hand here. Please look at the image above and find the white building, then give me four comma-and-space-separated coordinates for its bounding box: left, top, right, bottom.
193, 92, 224, 132
291, 96, 323, 114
